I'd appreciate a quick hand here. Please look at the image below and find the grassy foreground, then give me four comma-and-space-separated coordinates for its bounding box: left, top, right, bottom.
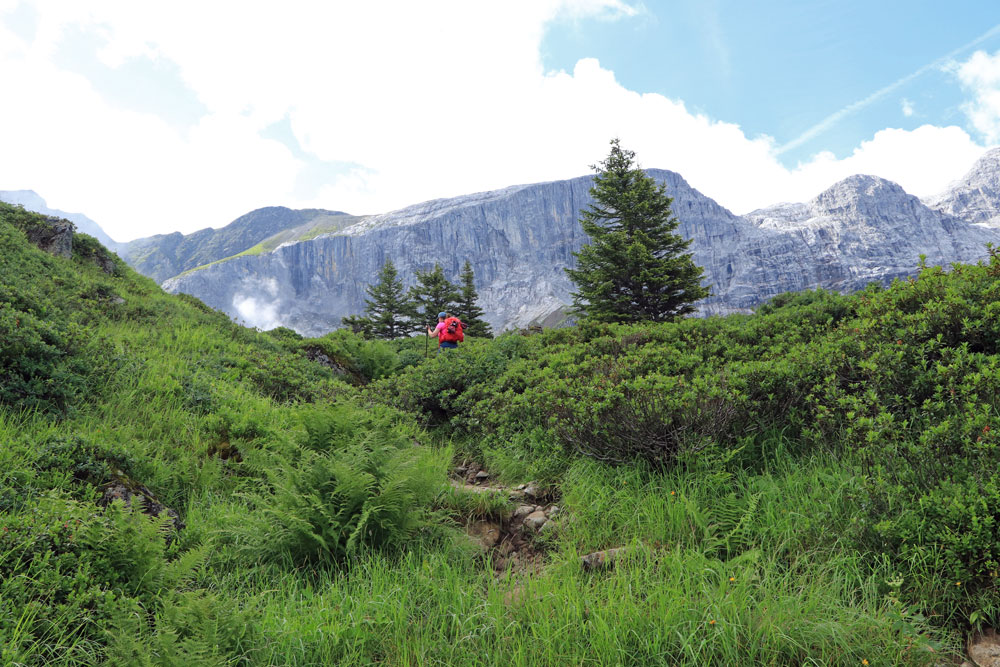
2, 201, 998, 665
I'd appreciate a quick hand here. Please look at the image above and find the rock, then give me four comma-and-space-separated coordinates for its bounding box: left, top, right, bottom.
928, 147, 1000, 227
119, 206, 354, 284
968, 628, 1000, 667
474, 471, 490, 482
512, 504, 535, 521
466, 520, 501, 550
522, 483, 541, 500
24, 216, 74, 258
94, 253, 117, 275
99, 476, 185, 533
548, 505, 561, 517
454, 465, 468, 476
303, 346, 357, 381
161, 159, 1000, 335
523, 510, 548, 532
0, 189, 120, 252
581, 547, 627, 572
539, 519, 558, 536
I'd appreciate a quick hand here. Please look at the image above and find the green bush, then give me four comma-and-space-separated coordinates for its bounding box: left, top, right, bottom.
32, 435, 138, 501
303, 329, 401, 382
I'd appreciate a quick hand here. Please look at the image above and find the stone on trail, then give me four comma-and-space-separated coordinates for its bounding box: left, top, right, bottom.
512, 504, 535, 521
968, 628, 1000, 667
580, 547, 627, 572
522, 482, 541, 500
466, 520, 501, 550
523, 510, 548, 532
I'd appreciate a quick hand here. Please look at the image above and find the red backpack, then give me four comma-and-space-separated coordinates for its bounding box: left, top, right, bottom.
440, 317, 464, 343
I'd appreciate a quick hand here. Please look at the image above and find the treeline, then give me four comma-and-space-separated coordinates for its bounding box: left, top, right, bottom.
342, 259, 492, 340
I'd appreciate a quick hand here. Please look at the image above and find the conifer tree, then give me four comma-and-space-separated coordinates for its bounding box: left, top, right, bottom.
341, 313, 374, 337
364, 259, 411, 339
566, 138, 710, 323
456, 260, 493, 338
406, 263, 460, 332
341, 259, 410, 339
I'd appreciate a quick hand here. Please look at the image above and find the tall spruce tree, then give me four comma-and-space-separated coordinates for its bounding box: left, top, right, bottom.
566, 138, 710, 323
407, 263, 460, 333
456, 260, 492, 338
340, 259, 410, 339
361, 259, 411, 339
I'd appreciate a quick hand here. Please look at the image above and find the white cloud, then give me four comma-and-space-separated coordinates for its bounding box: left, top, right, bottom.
233, 278, 282, 330
902, 98, 914, 117
0, 1, 993, 241
956, 49, 1000, 143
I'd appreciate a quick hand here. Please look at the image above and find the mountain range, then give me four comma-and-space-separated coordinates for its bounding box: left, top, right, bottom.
6, 148, 1000, 334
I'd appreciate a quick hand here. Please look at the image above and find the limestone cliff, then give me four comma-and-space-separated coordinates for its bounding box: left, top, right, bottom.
925, 147, 1000, 228
162, 165, 1000, 335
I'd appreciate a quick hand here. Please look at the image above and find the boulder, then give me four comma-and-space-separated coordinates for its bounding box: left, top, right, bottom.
968, 628, 1000, 667
24, 216, 74, 258
523, 510, 548, 532
581, 547, 627, 572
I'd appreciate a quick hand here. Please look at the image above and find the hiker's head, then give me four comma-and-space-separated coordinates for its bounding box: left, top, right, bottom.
438, 311, 447, 321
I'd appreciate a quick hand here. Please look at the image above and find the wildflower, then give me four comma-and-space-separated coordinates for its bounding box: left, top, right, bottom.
670, 491, 675, 496
985, 426, 991, 433
956, 581, 962, 586
897, 339, 903, 345
862, 660, 869, 666
729, 577, 735, 582
709, 620, 716, 625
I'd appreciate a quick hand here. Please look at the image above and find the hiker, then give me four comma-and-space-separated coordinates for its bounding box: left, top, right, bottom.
428, 311, 464, 352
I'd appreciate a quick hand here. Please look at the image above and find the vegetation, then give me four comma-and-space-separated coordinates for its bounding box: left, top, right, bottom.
566, 138, 710, 322
343, 260, 492, 341
341, 259, 411, 339
4, 199, 1000, 665
457, 260, 493, 338
406, 263, 461, 334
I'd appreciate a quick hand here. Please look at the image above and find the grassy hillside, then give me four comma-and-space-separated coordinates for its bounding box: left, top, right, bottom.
3, 201, 999, 665
120, 207, 355, 283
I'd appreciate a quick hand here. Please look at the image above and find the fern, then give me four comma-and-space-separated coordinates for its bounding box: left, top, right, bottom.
234, 403, 447, 567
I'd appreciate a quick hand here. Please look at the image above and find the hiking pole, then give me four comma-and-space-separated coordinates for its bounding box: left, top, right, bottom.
425, 328, 429, 358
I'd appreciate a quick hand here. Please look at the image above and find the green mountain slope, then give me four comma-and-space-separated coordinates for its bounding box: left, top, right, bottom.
120, 206, 360, 283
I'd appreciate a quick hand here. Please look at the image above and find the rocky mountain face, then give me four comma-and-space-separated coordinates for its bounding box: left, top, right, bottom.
0, 190, 120, 252
925, 147, 1000, 227
161, 158, 1000, 336
14, 150, 1000, 336
119, 206, 355, 283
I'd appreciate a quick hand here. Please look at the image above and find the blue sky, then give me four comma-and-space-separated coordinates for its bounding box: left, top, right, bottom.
1, 1, 998, 240
543, 0, 1000, 162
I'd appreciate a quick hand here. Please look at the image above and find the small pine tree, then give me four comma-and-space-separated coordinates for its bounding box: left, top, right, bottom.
406, 263, 460, 332
566, 138, 710, 323
456, 260, 492, 338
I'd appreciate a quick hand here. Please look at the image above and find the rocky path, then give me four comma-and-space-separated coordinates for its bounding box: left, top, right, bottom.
451, 463, 561, 575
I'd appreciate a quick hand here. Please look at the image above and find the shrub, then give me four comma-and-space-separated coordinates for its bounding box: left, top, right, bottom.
303, 329, 401, 382
32, 435, 138, 501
